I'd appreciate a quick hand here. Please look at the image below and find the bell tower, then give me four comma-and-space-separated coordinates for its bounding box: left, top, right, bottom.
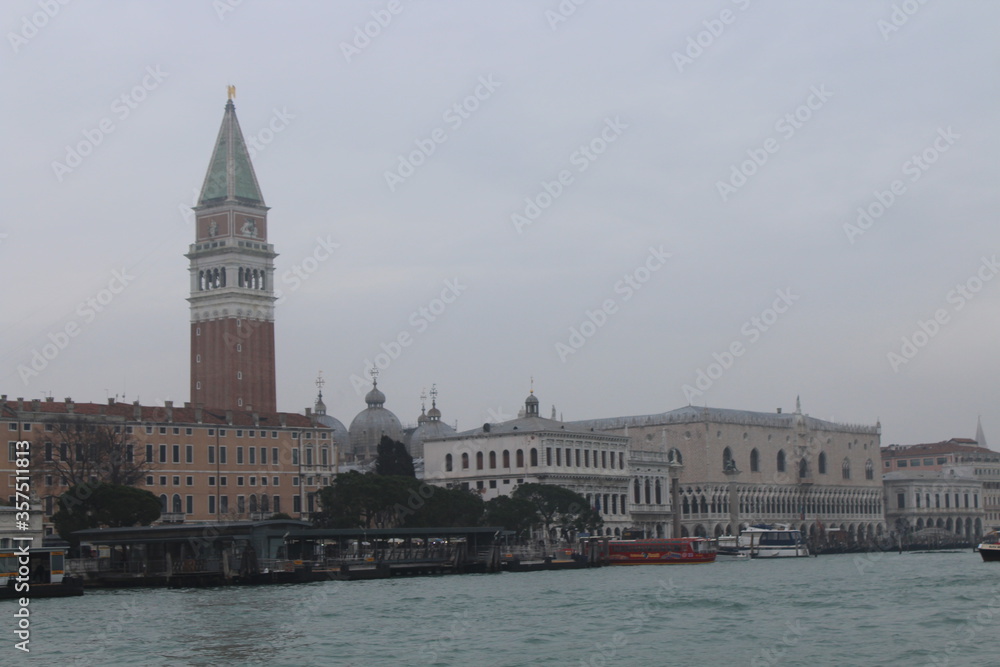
187, 89, 277, 413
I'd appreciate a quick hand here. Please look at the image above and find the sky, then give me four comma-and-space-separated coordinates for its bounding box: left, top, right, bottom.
1, 1, 997, 448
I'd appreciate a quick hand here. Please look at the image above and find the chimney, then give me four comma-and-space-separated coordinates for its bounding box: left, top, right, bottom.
225, 410, 233, 425
45, 396, 54, 402
65, 398, 74, 414
184, 402, 191, 409
305, 407, 312, 417
194, 403, 203, 424
279, 414, 287, 427
107, 398, 115, 406
133, 401, 142, 421
32, 399, 41, 411
777, 408, 782, 414
252, 412, 259, 427
17, 397, 24, 411
165, 400, 173, 422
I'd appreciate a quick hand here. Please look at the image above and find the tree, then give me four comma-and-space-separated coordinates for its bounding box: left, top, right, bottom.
32, 417, 152, 488
484, 495, 537, 540
375, 436, 415, 477
512, 483, 603, 544
53, 483, 161, 546
314, 471, 415, 529
402, 486, 484, 528
314, 472, 486, 529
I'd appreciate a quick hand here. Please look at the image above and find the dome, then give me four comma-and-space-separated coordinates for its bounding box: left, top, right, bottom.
349, 379, 402, 460
427, 406, 442, 420
365, 384, 386, 407
316, 412, 350, 456
407, 414, 455, 459
524, 390, 540, 417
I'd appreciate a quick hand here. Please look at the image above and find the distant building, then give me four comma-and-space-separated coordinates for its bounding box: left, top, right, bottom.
1, 395, 336, 528
881, 433, 1000, 533
576, 400, 886, 544
883, 466, 985, 542
424, 392, 633, 537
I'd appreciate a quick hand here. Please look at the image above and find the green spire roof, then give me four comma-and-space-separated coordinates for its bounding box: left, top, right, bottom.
198, 100, 265, 206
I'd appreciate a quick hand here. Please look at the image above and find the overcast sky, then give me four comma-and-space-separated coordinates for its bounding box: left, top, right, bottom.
2, 1, 997, 447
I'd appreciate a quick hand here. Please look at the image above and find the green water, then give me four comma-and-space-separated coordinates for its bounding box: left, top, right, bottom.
16, 551, 1000, 666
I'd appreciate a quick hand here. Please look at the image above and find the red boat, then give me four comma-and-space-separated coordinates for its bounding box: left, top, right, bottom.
605, 538, 717, 565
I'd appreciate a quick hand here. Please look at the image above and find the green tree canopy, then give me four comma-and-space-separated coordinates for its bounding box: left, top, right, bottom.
483, 495, 537, 539
314, 471, 485, 529
53, 483, 161, 546
375, 436, 415, 477
511, 483, 603, 542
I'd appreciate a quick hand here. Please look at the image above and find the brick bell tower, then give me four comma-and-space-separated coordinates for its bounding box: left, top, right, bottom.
188, 89, 277, 413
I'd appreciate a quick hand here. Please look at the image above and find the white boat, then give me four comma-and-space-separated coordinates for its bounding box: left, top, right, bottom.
717, 525, 809, 558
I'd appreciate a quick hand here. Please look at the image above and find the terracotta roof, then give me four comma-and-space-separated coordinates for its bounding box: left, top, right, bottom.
0, 399, 322, 429
881, 439, 992, 458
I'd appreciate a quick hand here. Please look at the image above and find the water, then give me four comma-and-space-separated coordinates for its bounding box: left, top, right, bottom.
17, 551, 1000, 666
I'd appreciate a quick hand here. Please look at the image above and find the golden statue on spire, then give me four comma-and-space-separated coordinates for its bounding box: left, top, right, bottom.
227, 85, 236, 100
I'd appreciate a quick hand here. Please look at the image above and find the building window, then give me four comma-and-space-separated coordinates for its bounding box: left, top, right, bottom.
159, 445, 167, 463
186, 476, 193, 486
749, 448, 759, 472
146, 475, 154, 486
208, 446, 215, 464
237, 447, 244, 464
446, 454, 453, 472
249, 447, 256, 465
516, 449, 524, 467
209, 496, 216, 514
546, 448, 552, 466
220, 446, 227, 464
186, 445, 193, 464
842, 459, 851, 480
172, 476, 180, 486
261, 448, 267, 465
530, 448, 538, 467
476, 452, 484, 470
776, 450, 786, 473
503, 450, 510, 468
461, 452, 469, 469
818, 452, 827, 475
897, 493, 905, 509
865, 459, 874, 480
488, 451, 496, 469
723, 447, 733, 470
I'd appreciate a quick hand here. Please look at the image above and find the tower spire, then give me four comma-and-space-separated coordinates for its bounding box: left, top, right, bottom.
198, 93, 265, 207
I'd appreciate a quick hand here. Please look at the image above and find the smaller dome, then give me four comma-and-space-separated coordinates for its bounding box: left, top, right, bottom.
525, 393, 539, 405
365, 384, 386, 407
427, 406, 442, 420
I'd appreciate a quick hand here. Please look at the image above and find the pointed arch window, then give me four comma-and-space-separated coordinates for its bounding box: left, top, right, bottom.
750, 448, 760, 472
842, 458, 851, 480
864, 459, 874, 480
723, 447, 733, 470
776, 450, 786, 473
818, 452, 827, 475
445, 453, 453, 472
